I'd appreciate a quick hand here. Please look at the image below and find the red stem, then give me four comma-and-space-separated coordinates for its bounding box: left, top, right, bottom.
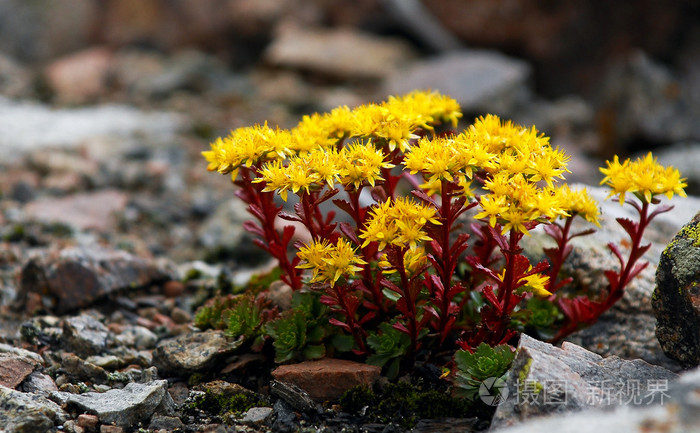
546, 217, 573, 293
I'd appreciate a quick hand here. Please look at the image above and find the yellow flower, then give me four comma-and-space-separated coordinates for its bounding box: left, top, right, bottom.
519, 273, 552, 297
338, 140, 394, 190
475, 173, 568, 235
555, 184, 600, 226
378, 247, 428, 277
297, 238, 366, 286
202, 123, 290, 180
600, 152, 687, 204
359, 197, 438, 250
254, 159, 291, 200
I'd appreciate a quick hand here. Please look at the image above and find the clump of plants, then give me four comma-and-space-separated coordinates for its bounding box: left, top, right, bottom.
199, 90, 686, 403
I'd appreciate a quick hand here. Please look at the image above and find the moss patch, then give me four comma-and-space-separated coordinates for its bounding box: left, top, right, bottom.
340, 381, 490, 429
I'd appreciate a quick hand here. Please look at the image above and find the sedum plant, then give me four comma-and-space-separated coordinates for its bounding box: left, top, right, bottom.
201, 90, 686, 387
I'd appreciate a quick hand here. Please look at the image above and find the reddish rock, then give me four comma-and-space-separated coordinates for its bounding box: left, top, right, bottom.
24, 189, 128, 232
100, 425, 124, 433
44, 47, 114, 104
271, 358, 381, 402
163, 280, 185, 298
18, 245, 174, 314
77, 413, 99, 430
0, 353, 38, 389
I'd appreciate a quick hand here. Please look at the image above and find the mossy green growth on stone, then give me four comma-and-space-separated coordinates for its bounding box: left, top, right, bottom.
185, 382, 269, 420
340, 382, 482, 428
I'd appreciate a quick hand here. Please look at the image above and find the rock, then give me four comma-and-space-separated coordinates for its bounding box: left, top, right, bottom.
44, 47, 114, 104
63, 313, 110, 357
493, 366, 700, 433
382, 50, 531, 116
0, 0, 98, 62
653, 211, 700, 367
411, 417, 482, 433
18, 245, 174, 314
0, 385, 68, 433
264, 26, 415, 81
77, 413, 99, 431
271, 399, 298, 433
242, 407, 274, 426
148, 414, 184, 431
270, 380, 317, 413
0, 352, 40, 388
152, 330, 244, 376
111, 325, 159, 350
197, 197, 266, 264
521, 184, 700, 368
491, 334, 678, 430
0, 342, 44, 364
0, 97, 185, 161
51, 380, 170, 428
424, 1, 685, 96
0, 51, 33, 98
271, 358, 382, 402
599, 51, 694, 148
20, 372, 58, 396
59, 352, 109, 384
24, 189, 128, 232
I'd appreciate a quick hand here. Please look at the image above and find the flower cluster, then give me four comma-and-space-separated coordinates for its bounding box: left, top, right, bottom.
600, 152, 687, 204
202, 89, 686, 383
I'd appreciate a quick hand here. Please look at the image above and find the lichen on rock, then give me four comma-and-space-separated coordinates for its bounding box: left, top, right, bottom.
653, 211, 700, 367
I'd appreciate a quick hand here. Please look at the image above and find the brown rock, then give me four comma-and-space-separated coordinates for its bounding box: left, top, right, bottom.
18, 245, 174, 314
77, 413, 99, 430
264, 27, 414, 81
100, 425, 124, 433
44, 47, 114, 104
24, 189, 128, 232
163, 280, 185, 298
271, 358, 381, 402
0, 353, 37, 389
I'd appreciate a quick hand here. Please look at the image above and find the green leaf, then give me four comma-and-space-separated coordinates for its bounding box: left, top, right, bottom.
454, 343, 515, 400
331, 334, 355, 352
303, 344, 326, 360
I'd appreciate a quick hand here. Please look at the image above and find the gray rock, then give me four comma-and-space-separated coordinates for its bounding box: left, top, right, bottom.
197, 197, 266, 263
51, 379, 169, 428
270, 380, 318, 413
652, 211, 700, 367
59, 352, 108, 384
152, 330, 244, 376
264, 27, 415, 81
24, 189, 128, 232
491, 334, 677, 430
0, 51, 33, 98
0, 385, 68, 433
493, 366, 700, 433
599, 51, 695, 146
242, 407, 274, 426
63, 314, 109, 357
19, 372, 58, 396
0, 342, 44, 364
0, 96, 185, 162
383, 50, 531, 116
111, 325, 158, 350
148, 414, 184, 431
18, 245, 175, 314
